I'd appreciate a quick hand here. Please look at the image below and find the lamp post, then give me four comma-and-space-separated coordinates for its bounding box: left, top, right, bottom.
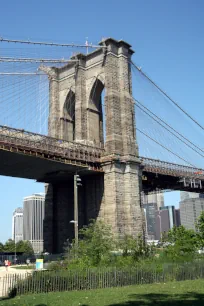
158, 214, 162, 241
14, 237, 17, 265
72, 173, 82, 246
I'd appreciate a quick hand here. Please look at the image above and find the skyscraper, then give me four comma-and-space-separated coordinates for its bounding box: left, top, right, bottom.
142, 192, 164, 210
12, 207, 23, 243
23, 193, 45, 253
180, 192, 204, 201
180, 198, 204, 230
142, 192, 164, 239
155, 206, 179, 240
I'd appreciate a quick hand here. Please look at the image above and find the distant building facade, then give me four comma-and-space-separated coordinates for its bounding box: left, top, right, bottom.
155, 206, 178, 240
142, 192, 164, 210
180, 192, 204, 202
180, 198, 204, 230
142, 192, 164, 239
175, 208, 181, 227
12, 207, 23, 243
143, 203, 157, 240
23, 193, 45, 253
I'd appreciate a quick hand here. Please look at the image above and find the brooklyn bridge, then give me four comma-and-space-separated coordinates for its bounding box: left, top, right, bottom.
0, 37, 203, 253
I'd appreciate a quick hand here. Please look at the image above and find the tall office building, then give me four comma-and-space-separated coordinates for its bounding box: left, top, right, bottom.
23, 193, 45, 253
180, 198, 204, 230
155, 206, 178, 240
180, 192, 204, 202
142, 192, 164, 210
143, 203, 157, 240
175, 208, 181, 227
12, 207, 23, 243
142, 192, 164, 239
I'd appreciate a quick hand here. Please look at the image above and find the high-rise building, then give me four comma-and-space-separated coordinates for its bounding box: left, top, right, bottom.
160, 206, 175, 229
23, 193, 45, 253
142, 192, 164, 239
155, 206, 178, 240
12, 207, 23, 243
180, 198, 204, 230
142, 192, 164, 210
175, 208, 181, 227
155, 209, 170, 240
143, 203, 157, 240
180, 192, 204, 202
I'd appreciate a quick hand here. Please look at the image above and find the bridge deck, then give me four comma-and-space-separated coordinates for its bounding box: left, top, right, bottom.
0, 126, 203, 189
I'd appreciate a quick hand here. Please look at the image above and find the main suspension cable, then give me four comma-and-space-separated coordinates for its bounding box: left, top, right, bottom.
0, 37, 106, 49
131, 61, 204, 130
136, 127, 196, 168
134, 98, 204, 157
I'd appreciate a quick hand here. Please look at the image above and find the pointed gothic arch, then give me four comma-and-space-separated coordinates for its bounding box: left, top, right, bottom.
61, 89, 75, 141
88, 78, 105, 147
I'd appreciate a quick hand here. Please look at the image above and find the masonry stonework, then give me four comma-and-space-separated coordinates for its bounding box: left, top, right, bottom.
43, 38, 144, 253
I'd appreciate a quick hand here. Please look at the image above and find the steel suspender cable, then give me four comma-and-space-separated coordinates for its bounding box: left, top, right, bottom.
134, 98, 204, 157
136, 127, 196, 168
131, 61, 204, 130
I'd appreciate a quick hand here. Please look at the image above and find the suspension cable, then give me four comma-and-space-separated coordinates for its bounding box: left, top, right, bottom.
134, 98, 204, 157
0, 57, 78, 63
131, 61, 204, 130
136, 127, 196, 168
0, 37, 106, 49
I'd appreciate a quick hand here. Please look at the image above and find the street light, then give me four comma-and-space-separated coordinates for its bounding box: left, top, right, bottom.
73, 173, 82, 247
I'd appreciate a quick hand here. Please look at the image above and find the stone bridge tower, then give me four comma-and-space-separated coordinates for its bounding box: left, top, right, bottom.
43, 38, 144, 253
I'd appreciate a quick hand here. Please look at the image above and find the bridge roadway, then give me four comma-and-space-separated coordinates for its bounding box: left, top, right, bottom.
0, 125, 203, 192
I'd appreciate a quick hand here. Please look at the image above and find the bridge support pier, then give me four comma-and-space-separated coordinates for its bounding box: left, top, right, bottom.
44, 160, 144, 253
101, 160, 144, 238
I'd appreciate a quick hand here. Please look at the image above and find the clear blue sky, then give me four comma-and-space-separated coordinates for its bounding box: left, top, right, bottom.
0, 0, 204, 242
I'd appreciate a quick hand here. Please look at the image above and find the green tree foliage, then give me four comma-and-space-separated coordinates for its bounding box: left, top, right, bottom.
0, 239, 34, 255
3, 239, 16, 252
72, 220, 114, 266
16, 240, 34, 256
64, 221, 155, 269
120, 234, 155, 261
0, 242, 4, 252
164, 226, 199, 262
196, 211, 204, 248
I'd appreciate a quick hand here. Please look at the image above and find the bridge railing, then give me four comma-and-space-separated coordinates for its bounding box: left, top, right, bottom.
141, 156, 204, 179
0, 126, 103, 164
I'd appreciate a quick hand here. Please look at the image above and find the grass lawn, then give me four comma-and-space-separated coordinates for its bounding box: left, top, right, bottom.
1, 279, 204, 306
11, 265, 34, 270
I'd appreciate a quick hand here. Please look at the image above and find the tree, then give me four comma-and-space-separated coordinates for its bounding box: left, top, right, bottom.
164, 226, 199, 261
120, 234, 155, 261
71, 220, 114, 266
22, 241, 34, 256
4, 239, 15, 252
196, 211, 204, 248
0, 242, 4, 252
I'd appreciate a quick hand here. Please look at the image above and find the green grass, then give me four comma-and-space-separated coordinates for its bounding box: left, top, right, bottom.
11, 265, 34, 270
1, 279, 204, 306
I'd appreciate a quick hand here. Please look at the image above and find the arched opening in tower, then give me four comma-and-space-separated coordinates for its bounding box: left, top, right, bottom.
62, 90, 75, 141
88, 78, 105, 147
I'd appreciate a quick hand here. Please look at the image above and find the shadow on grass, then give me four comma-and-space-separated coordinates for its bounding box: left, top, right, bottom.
109, 292, 204, 306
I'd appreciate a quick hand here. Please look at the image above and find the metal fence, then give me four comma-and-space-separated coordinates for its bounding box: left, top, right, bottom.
1, 262, 204, 297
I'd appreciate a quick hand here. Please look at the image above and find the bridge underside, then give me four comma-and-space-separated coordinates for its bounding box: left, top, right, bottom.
142, 171, 203, 194
0, 149, 203, 194
0, 149, 99, 182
